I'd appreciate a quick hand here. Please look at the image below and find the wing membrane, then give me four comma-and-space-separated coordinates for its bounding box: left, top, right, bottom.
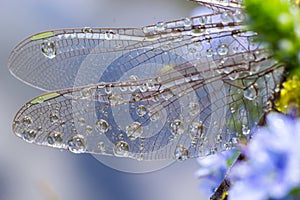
10, 9, 284, 160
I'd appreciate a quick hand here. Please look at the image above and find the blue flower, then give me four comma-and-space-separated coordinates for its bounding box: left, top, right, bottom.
196, 150, 238, 196
229, 113, 300, 200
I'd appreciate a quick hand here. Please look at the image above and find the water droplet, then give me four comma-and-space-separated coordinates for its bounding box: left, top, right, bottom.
128, 84, 137, 92
104, 31, 114, 40
217, 44, 229, 56
189, 47, 196, 54
174, 145, 189, 161
250, 64, 261, 74
49, 113, 59, 123
120, 85, 128, 92
41, 40, 56, 59
118, 133, 124, 140
183, 18, 192, 27
231, 137, 239, 144
78, 118, 86, 126
113, 141, 130, 157
47, 131, 63, 147
82, 27, 92, 33
105, 85, 112, 94
198, 16, 206, 25
244, 85, 258, 100
189, 122, 203, 139
221, 12, 232, 24
86, 125, 93, 135
126, 122, 143, 139
169, 119, 184, 135
232, 46, 239, 53
155, 22, 166, 32
139, 84, 147, 92
228, 71, 240, 80
136, 153, 144, 161
95, 119, 109, 134
22, 116, 32, 126
161, 44, 170, 51
22, 129, 36, 142
139, 143, 144, 151
67, 135, 87, 153
206, 49, 213, 57
230, 107, 236, 113
234, 10, 245, 22
136, 105, 147, 117
242, 125, 250, 135
97, 141, 105, 152
223, 67, 232, 74
188, 102, 199, 115
146, 79, 159, 91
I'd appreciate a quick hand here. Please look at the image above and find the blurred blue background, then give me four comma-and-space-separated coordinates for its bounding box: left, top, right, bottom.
0, 0, 207, 199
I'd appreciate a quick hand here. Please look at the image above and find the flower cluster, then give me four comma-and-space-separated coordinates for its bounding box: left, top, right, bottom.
196, 113, 300, 199
229, 113, 300, 200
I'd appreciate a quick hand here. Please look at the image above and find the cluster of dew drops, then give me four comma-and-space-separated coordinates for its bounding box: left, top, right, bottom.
18, 8, 267, 161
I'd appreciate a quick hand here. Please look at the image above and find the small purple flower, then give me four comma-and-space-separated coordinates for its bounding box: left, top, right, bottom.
196, 149, 238, 196
229, 113, 300, 200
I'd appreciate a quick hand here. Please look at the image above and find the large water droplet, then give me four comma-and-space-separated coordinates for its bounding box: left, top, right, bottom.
67, 135, 87, 153
95, 119, 109, 134
169, 119, 184, 135
126, 122, 143, 139
243, 85, 258, 100
217, 44, 229, 56
174, 145, 189, 161
113, 141, 130, 157
189, 122, 203, 139
41, 40, 56, 59
47, 131, 63, 147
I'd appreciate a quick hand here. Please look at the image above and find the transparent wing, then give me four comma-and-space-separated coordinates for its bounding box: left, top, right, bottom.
10, 10, 284, 161
8, 10, 247, 91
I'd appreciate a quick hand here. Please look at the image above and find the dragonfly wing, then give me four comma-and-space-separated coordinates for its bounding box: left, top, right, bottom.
10, 10, 284, 160
9, 10, 245, 91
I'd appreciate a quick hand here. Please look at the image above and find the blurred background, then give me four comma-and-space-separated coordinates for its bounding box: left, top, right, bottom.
0, 0, 208, 199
